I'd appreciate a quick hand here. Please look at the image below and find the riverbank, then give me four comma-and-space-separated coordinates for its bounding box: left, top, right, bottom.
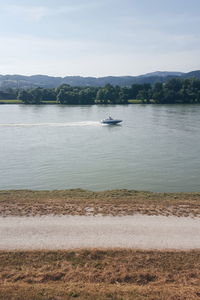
1, 249, 200, 300
0, 99, 145, 104
1, 189, 200, 217
0, 100, 57, 104
1, 190, 200, 299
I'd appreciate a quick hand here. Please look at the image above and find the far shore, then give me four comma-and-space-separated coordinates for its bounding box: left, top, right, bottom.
1, 189, 200, 217
0, 99, 145, 105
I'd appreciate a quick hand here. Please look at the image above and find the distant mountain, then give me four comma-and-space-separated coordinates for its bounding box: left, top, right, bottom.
0, 70, 199, 89
181, 70, 200, 79
139, 71, 183, 78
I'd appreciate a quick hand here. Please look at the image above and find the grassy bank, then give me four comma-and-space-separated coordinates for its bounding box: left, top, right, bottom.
1, 191, 200, 299
0, 100, 58, 104
128, 99, 155, 104
0, 99, 153, 105
1, 249, 200, 299
0, 189, 200, 217
0, 99, 22, 104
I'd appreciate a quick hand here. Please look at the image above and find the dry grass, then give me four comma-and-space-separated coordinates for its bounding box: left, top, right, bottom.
1, 249, 200, 299
1, 190, 200, 298
1, 189, 200, 217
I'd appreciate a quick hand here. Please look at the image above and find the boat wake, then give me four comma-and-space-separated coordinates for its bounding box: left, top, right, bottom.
0, 121, 101, 127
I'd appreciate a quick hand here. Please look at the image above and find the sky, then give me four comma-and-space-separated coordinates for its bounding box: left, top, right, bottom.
0, 0, 200, 77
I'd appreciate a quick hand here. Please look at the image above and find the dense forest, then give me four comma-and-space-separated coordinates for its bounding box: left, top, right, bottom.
1, 78, 200, 104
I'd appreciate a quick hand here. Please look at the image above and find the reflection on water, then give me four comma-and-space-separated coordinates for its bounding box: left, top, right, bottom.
0, 104, 200, 192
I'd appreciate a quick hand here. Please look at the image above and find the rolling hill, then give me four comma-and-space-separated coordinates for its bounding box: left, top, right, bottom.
0, 70, 199, 89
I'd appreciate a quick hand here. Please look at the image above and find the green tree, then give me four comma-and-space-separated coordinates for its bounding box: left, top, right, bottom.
56, 89, 67, 104
29, 88, 43, 104
137, 84, 152, 103
118, 87, 129, 104
152, 82, 164, 103
17, 90, 29, 103
96, 88, 109, 104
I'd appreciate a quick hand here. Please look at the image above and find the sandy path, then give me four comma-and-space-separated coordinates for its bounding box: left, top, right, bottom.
0, 215, 200, 250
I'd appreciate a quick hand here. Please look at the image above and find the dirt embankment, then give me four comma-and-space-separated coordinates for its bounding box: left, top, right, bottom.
0, 189, 200, 217
1, 190, 200, 299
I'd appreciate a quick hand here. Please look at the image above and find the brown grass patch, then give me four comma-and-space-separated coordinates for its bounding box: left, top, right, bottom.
1, 249, 200, 299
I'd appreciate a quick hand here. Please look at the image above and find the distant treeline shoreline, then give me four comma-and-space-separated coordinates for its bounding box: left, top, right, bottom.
0, 77, 200, 104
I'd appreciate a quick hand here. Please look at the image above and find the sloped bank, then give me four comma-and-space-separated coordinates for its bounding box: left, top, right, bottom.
0, 189, 200, 217
1, 249, 200, 300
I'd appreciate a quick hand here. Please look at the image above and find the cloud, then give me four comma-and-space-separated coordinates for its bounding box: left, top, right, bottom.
0, 1, 200, 76
4, 2, 107, 21
0, 34, 199, 77
4, 5, 52, 21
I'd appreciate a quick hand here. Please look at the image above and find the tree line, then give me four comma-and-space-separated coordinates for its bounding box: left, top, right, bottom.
1, 78, 200, 104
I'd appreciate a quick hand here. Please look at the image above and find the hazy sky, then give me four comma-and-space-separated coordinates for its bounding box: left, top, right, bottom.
0, 0, 200, 76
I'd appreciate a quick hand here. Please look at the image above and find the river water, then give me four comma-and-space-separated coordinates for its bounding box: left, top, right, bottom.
0, 104, 200, 192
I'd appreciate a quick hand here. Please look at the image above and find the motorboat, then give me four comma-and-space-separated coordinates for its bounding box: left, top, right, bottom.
101, 116, 122, 125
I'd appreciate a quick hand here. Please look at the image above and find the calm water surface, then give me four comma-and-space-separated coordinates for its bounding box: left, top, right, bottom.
0, 104, 200, 192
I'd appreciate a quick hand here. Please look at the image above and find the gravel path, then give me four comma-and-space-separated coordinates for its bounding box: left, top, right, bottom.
1, 215, 200, 250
